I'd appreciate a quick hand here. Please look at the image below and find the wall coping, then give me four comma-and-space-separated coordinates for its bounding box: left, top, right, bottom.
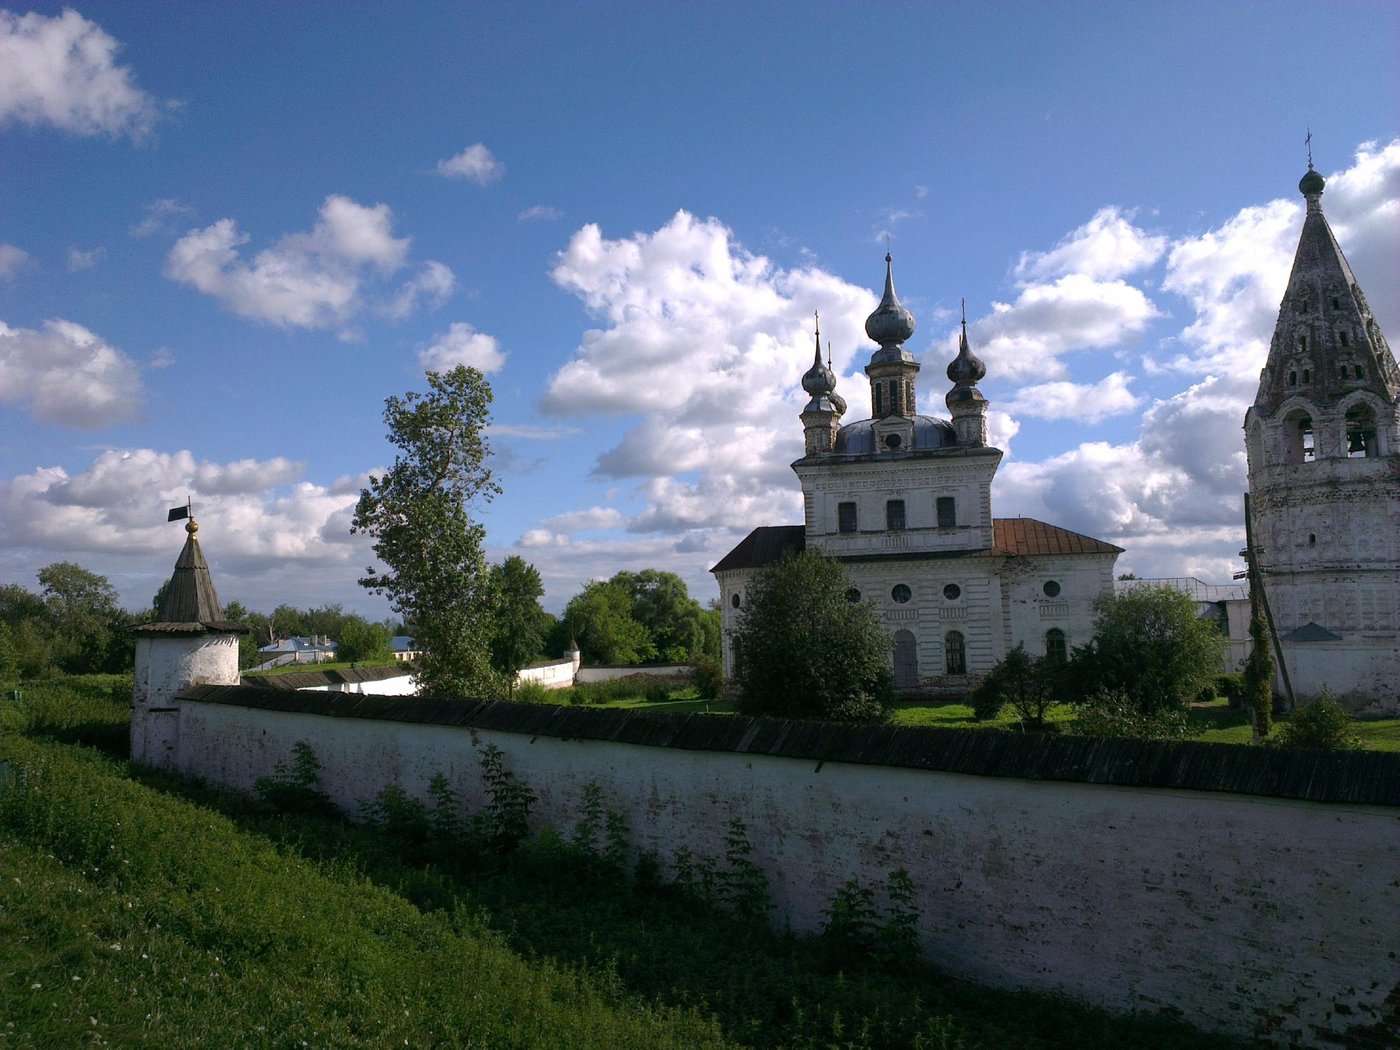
175, 684, 1400, 807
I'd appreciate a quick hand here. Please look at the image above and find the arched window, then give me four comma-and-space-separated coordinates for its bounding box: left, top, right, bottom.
944, 631, 966, 675
1346, 404, 1379, 458
1045, 629, 1067, 664
731, 593, 740, 609
1284, 413, 1315, 464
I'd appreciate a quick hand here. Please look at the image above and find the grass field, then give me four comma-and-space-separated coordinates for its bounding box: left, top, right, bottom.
0, 677, 1259, 1049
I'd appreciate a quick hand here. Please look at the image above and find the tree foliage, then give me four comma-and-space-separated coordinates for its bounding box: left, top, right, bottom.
1244, 610, 1274, 738
731, 550, 894, 723
1069, 585, 1224, 714
489, 556, 553, 687
1273, 691, 1360, 750
563, 579, 655, 666
352, 366, 504, 698
970, 645, 1059, 729
561, 569, 718, 666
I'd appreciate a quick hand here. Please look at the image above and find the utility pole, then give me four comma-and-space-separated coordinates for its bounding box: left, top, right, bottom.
1239, 493, 1296, 713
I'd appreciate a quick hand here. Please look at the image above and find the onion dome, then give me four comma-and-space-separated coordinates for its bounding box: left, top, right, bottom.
801, 319, 836, 398
1299, 167, 1325, 197
864, 254, 916, 349
946, 307, 985, 388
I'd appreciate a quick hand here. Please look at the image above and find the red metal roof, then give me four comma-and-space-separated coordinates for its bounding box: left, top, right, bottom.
992, 518, 1123, 556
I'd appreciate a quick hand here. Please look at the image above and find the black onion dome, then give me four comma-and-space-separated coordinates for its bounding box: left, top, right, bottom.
946, 320, 986, 388
801, 317, 836, 397
1299, 168, 1326, 196
864, 254, 916, 348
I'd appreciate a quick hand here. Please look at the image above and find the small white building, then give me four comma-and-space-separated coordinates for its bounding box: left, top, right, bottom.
713, 260, 1121, 695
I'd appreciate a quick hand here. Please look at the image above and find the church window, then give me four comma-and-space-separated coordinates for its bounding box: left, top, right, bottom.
1300, 418, 1315, 462
1299, 335, 1307, 352
838, 502, 857, 533
1299, 300, 1308, 314
1284, 413, 1313, 464
845, 588, 861, 603
884, 433, 902, 450
1332, 296, 1342, 309
1042, 580, 1061, 598
1355, 365, 1365, 379
731, 593, 740, 609
1302, 369, 1310, 384
886, 500, 906, 531
873, 385, 885, 417
891, 583, 912, 604
1288, 370, 1297, 386
1309, 534, 1316, 546
944, 631, 966, 675
936, 497, 956, 528
1045, 629, 1067, 665
943, 583, 961, 601
1338, 330, 1349, 347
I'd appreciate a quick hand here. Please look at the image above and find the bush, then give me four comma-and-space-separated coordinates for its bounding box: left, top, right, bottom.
513, 681, 557, 704
1073, 689, 1197, 741
692, 654, 724, 700
1273, 692, 1360, 750
1214, 672, 1246, 705
970, 645, 1059, 729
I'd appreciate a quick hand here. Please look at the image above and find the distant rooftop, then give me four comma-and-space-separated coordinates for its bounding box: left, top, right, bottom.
1115, 577, 1248, 603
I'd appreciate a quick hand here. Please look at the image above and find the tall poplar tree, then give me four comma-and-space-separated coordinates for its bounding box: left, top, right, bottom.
352, 366, 504, 698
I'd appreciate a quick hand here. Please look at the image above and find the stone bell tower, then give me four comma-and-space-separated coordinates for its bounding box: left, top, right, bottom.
130, 513, 246, 768
1244, 161, 1400, 702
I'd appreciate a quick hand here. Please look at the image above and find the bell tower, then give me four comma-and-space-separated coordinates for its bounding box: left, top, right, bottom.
1244, 159, 1400, 701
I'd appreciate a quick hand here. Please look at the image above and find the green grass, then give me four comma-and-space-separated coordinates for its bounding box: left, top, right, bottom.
0, 678, 1259, 1049
243, 658, 404, 678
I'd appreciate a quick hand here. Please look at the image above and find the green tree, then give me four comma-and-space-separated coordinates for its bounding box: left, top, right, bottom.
563, 579, 655, 665
352, 366, 504, 698
0, 621, 17, 682
1070, 584, 1223, 715
1273, 691, 1360, 750
1244, 611, 1274, 738
731, 550, 894, 723
612, 569, 706, 661
38, 562, 130, 674
489, 556, 551, 690
336, 616, 393, 663
970, 644, 1059, 729
0, 583, 54, 677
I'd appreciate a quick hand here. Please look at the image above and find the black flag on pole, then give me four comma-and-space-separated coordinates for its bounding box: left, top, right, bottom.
168, 506, 190, 522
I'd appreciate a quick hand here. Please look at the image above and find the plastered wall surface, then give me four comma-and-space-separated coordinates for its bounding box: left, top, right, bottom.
173, 699, 1400, 1047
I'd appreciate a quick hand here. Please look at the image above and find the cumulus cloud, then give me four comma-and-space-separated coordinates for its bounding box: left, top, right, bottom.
0, 8, 162, 139
0, 448, 375, 613
1000, 371, 1143, 423
436, 143, 504, 184
67, 246, 104, 271
0, 319, 142, 427
968, 273, 1161, 381
417, 322, 505, 374
1015, 206, 1167, 281
164, 195, 418, 328
387, 260, 455, 318
0, 243, 28, 279
540, 507, 626, 533
518, 205, 562, 222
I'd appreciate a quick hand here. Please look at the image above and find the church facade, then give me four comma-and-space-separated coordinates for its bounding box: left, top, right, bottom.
712, 258, 1121, 694
1245, 165, 1400, 703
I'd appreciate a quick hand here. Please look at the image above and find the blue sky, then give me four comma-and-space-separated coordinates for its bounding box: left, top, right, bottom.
2, 1, 1397, 617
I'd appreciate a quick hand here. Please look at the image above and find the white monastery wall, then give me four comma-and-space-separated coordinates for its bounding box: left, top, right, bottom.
170, 697, 1399, 1047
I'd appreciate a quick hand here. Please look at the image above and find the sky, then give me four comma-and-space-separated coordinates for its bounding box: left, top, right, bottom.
1, 1, 1397, 619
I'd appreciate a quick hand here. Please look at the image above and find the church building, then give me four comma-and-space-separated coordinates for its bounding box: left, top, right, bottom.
712, 257, 1121, 694
1244, 164, 1400, 702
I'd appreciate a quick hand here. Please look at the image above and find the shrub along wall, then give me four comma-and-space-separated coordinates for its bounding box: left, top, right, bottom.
171, 686, 1400, 1048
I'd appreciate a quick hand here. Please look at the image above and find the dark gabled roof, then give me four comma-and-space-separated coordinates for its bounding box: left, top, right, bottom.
992, 518, 1123, 556
173, 685, 1400, 807
710, 525, 805, 573
242, 665, 415, 690
1281, 621, 1343, 643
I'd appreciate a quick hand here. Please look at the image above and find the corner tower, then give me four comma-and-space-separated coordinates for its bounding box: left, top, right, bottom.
130, 514, 246, 768
1244, 162, 1400, 701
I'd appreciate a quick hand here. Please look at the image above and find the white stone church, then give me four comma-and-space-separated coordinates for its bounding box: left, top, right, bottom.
712, 257, 1121, 694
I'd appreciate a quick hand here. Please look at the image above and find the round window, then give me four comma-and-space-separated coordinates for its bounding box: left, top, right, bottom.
943, 583, 961, 601
884, 433, 902, 449
891, 584, 912, 604
845, 588, 861, 603
730, 593, 741, 608
1042, 580, 1061, 598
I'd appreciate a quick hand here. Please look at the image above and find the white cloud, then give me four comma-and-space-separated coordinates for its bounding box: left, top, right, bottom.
488, 423, 579, 440
436, 143, 504, 184
387, 260, 455, 318
518, 205, 562, 222
0, 319, 142, 427
540, 507, 626, 533
0, 243, 28, 279
130, 198, 194, 238
417, 322, 505, 374
67, 246, 105, 271
0, 8, 162, 139
164, 195, 414, 328
1015, 206, 1167, 281
0, 448, 378, 614
1001, 371, 1142, 423
967, 273, 1161, 381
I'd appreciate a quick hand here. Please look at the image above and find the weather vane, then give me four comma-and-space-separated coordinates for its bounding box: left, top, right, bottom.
1305, 127, 1314, 171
